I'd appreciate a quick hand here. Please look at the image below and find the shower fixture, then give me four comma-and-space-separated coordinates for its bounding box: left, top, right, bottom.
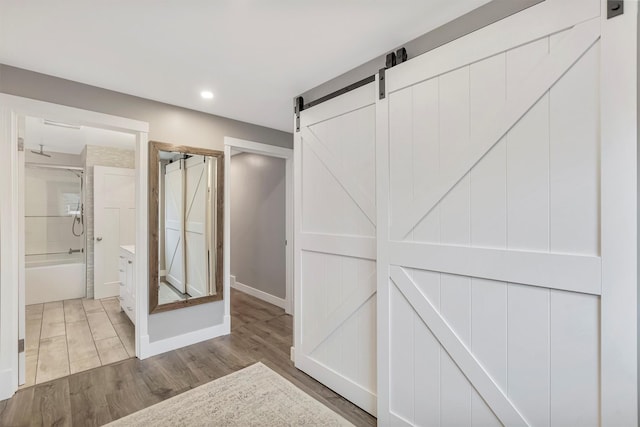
68, 169, 83, 179
30, 144, 51, 158
72, 203, 85, 237
71, 169, 85, 237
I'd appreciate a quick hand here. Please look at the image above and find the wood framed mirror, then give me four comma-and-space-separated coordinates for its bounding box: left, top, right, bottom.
148, 141, 224, 314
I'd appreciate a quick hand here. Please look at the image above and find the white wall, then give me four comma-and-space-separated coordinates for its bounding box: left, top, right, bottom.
230, 153, 286, 300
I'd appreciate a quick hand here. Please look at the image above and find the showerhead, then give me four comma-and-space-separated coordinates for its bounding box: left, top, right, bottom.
31, 144, 51, 158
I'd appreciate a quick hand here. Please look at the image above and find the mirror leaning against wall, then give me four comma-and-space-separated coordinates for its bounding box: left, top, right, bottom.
148, 141, 224, 313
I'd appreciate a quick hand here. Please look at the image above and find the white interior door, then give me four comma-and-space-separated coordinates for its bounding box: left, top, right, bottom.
377, 0, 611, 425
164, 160, 185, 292
294, 82, 377, 415
94, 166, 135, 299
184, 155, 208, 297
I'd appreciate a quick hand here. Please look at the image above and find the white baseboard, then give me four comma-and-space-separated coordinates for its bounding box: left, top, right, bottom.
231, 280, 287, 309
18, 352, 24, 386
139, 316, 230, 359
0, 368, 15, 401
223, 314, 231, 334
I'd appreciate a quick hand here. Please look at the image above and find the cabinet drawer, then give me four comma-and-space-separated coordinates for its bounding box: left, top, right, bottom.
118, 256, 126, 287
123, 293, 136, 325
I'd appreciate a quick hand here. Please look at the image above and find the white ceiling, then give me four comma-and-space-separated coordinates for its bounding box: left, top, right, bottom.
25, 116, 136, 155
1, 1, 491, 132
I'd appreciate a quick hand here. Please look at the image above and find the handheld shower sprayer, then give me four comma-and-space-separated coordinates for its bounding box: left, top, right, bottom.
71, 169, 85, 237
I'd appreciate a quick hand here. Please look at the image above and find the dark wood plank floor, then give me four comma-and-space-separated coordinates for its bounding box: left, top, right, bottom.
0, 289, 377, 426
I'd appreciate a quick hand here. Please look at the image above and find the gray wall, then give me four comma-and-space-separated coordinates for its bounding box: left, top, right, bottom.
0, 64, 292, 150
300, 0, 543, 104
230, 153, 286, 299
81, 145, 135, 298
0, 64, 293, 344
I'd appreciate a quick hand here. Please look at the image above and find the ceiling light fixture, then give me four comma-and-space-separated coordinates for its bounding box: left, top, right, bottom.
200, 91, 214, 100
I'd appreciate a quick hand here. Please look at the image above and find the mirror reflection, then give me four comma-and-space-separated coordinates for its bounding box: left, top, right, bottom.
149, 142, 224, 313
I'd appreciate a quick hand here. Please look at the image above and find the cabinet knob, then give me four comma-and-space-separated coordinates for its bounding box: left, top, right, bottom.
128, 260, 132, 264
96, 237, 102, 242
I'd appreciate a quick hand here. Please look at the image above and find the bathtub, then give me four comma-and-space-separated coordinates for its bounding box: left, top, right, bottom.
25, 253, 86, 305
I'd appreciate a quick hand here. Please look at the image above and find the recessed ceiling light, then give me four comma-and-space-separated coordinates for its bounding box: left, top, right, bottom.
200, 91, 214, 100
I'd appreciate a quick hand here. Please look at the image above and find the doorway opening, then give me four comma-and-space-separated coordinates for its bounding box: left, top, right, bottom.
21, 116, 137, 387
223, 138, 293, 348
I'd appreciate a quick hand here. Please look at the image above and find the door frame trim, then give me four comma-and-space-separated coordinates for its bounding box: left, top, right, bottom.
223, 137, 294, 316
0, 93, 149, 400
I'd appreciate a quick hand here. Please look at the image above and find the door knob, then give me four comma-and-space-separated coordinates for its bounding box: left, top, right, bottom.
96, 237, 103, 242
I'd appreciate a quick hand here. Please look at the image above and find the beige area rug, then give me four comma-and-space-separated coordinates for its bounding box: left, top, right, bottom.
107, 362, 353, 426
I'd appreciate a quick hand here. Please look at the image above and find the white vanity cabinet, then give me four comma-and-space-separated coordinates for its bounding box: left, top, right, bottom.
118, 245, 136, 324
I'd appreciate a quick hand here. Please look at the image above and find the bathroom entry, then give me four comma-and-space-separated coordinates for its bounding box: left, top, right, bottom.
20, 115, 138, 387
224, 138, 294, 322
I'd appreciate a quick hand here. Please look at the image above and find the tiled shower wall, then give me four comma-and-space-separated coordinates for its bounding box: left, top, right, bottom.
82, 145, 135, 298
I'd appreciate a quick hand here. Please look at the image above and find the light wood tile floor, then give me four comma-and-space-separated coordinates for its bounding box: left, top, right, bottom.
23, 297, 135, 388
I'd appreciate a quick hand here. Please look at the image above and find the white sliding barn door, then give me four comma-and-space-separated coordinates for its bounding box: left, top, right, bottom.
295, 82, 377, 414
377, 0, 617, 425
184, 155, 208, 298
164, 160, 185, 292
